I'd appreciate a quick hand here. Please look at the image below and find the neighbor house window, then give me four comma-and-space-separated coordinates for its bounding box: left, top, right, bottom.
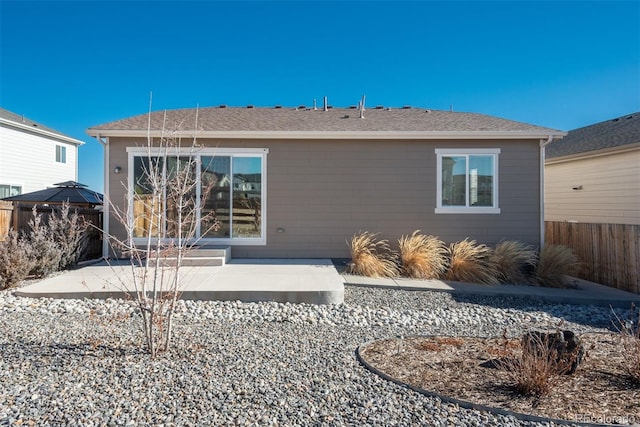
56, 145, 66, 163
127, 147, 267, 245
0, 184, 22, 198
435, 149, 500, 214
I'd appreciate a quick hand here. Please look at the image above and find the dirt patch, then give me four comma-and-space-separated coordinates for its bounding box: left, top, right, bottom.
359, 334, 639, 425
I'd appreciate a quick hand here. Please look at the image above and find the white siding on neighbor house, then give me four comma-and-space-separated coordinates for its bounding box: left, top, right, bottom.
0, 125, 78, 194
545, 149, 640, 225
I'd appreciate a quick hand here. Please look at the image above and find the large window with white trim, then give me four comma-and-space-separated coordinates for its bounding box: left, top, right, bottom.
435, 149, 500, 214
127, 147, 267, 244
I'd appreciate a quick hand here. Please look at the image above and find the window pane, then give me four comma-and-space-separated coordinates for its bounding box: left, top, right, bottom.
165, 156, 197, 238
442, 156, 466, 206
0, 185, 9, 199
10, 186, 21, 196
232, 157, 262, 238
469, 156, 494, 207
201, 156, 231, 238
132, 156, 162, 238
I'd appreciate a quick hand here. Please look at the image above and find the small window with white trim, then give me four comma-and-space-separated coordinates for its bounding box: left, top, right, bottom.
435, 149, 500, 214
56, 145, 66, 163
0, 184, 21, 198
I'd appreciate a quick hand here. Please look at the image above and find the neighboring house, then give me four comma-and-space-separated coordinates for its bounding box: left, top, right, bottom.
0, 108, 84, 198
87, 105, 565, 259
545, 112, 640, 224
545, 113, 640, 294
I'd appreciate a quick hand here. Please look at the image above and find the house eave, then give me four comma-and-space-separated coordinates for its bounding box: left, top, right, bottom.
1, 117, 85, 146
87, 129, 567, 140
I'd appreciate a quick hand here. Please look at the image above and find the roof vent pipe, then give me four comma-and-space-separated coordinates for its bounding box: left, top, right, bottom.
359, 95, 366, 119
313, 99, 317, 110
323, 96, 328, 111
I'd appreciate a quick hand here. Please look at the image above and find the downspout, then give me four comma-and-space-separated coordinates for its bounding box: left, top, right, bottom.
539, 135, 554, 250
97, 134, 109, 259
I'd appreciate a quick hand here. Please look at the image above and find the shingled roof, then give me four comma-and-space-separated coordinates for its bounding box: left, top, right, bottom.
0, 107, 84, 145
87, 106, 564, 139
546, 112, 640, 159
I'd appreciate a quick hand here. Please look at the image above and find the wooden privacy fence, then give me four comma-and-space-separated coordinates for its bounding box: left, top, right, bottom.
0, 202, 103, 261
0, 201, 12, 241
545, 221, 639, 294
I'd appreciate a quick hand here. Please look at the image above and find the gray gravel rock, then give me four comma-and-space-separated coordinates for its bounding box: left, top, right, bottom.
0, 285, 626, 426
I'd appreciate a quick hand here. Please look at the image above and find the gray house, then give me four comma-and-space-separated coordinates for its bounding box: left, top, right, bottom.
87, 105, 565, 259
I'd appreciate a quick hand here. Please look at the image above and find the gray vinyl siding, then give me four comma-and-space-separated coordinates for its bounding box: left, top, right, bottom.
107, 137, 541, 258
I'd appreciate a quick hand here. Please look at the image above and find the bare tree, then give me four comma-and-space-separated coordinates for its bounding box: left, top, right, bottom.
107, 103, 219, 357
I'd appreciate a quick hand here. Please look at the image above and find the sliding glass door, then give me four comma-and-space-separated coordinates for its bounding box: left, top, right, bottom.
128, 147, 267, 244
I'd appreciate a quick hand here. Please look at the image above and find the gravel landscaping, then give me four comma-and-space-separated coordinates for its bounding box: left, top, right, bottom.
0, 285, 628, 426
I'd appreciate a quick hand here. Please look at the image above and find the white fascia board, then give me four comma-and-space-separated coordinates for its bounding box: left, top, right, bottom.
1, 118, 85, 146
87, 129, 567, 140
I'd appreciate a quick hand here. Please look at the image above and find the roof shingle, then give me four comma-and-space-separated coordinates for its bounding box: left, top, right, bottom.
546, 112, 640, 159
88, 106, 562, 135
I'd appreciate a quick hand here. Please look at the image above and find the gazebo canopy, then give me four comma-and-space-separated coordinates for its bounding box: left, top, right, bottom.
1, 181, 103, 207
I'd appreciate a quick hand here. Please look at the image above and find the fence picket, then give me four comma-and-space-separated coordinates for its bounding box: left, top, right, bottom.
545, 221, 639, 294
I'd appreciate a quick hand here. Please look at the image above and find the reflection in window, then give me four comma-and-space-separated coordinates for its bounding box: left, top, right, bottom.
132, 156, 162, 238
201, 156, 231, 238
232, 157, 262, 238
441, 156, 466, 206
469, 156, 494, 207
131, 153, 264, 241
165, 156, 197, 238
438, 152, 497, 210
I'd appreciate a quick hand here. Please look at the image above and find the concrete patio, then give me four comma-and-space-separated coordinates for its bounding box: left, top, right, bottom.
13, 259, 639, 308
15, 259, 345, 305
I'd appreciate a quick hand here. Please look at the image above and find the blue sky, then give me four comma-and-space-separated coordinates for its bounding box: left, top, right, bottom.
1, 0, 638, 194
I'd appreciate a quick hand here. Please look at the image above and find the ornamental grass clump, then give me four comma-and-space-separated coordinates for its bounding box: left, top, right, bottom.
347, 231, 398, 278
398, 231, 447, 279
445, 238, 499, 285
492, 240, 537, 285
535, 245, 580, 288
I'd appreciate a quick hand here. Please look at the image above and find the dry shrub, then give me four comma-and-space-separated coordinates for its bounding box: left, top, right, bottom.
347, 231, 398, 278
0, 229, 34, 289
613, 304, 640, 384
535, 245, 580, 288
492, 240, 537, 285
398, 231, 448, 279
445, 238, 499, 285
496, 332, 570, 397
48, 203, 89, 270
27, 208, 63, 278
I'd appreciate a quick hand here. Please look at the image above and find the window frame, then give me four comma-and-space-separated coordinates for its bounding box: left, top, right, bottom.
55, 145, 67, 163
435, 148, 501, 214
0, 184, 22, 198
126, 146, 268, 245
